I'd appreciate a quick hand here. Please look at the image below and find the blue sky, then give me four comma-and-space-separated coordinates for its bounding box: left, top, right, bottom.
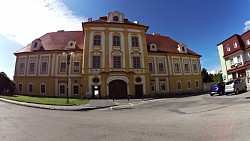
0, 0, 250, 79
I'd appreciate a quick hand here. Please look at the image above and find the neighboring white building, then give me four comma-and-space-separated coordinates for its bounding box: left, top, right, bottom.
217, 30, 250, 86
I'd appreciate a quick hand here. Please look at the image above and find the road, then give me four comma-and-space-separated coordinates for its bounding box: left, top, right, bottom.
1, 92, 250, 141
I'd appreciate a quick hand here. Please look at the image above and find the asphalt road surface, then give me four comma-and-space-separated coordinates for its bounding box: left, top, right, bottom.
1, 92, 250, 141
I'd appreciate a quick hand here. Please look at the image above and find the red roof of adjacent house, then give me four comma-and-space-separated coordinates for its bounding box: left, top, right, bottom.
15, 31, 84, 54
146, 34, 201, 56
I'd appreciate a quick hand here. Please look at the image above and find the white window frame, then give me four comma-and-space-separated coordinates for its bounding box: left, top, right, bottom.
41, 61, 48, 73
174, 62, 181, 73
60, 61, 66, 73
233, 41, 238, 48
73, 61, 80, 72
246, 39, 250, 45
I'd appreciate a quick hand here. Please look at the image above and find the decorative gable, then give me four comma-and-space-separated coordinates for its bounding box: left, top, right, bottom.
31, 39, 41, 51
107, 11, 124, 23
178, 44, 187, 53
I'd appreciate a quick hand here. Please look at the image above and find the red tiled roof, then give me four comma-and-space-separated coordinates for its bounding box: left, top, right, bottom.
146, 34, 201, 56
15, 31, 84, 54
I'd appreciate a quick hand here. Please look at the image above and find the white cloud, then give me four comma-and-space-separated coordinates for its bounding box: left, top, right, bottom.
208, 65, 222, 74
0, 0, 85, 46
244, 20, 250, 31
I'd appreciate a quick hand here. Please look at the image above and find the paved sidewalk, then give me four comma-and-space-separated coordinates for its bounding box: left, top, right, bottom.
0, 98, 119, 111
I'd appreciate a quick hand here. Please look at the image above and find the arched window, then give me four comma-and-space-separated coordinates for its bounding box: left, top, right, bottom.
132, 36, 139, 47
113, 16, 119, 21
94, 35, 101, 45
113, 35, 120, 46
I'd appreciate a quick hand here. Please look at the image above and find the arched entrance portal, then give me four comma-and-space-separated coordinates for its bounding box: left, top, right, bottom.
109, 80, 127, 98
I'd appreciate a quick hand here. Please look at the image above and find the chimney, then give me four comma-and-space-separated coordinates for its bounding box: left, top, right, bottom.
152, 33, 160, 36
88, 18, 92, 22
134, 20, 139, 24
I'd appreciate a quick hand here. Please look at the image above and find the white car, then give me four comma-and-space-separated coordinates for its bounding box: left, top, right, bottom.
225, 79, 247, 95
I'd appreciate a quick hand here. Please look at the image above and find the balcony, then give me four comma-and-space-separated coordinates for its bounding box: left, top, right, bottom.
231, 62, 243, 68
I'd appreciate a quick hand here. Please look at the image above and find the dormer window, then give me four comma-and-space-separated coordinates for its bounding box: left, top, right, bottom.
113, 16, 119, 21
67, 40, 76, 49
31, 39, 41, 51
233, 41, 238, 48
178, 44, 187, 53
107, 11, 124, 23
149, 43, 158, 51
226, 44, 230, 51
34, 42, 38, 48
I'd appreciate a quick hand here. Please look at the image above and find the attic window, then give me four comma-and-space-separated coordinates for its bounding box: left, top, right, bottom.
67, 41, 76, 48
31, 39, 41, 51
178, 44, 187, 53
113, 16, 119, 21
149, 43, 157, 51
34, 42, 38, 48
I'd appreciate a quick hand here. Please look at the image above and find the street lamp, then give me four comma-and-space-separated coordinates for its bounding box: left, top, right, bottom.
62, 51, 75, 103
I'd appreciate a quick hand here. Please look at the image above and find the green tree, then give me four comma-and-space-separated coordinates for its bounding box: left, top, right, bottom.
201, 68, 213, 83
0, 72, 15, 96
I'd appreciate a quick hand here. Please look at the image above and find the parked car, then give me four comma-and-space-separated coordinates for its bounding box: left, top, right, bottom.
224, 79, 247, 95
210, 82, 225, 96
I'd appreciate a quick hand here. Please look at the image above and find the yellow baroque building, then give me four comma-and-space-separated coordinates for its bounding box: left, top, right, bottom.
14, 11, 202, 98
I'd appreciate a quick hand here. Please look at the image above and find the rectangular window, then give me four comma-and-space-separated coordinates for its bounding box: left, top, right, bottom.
226, 44, 230, 51
184, 63, 190, 72
113, 56, 121, 69
160, 81, 166, 92
246, 39, 250, 45
19, 63, 25, 73
177, 81, 181, 90
230, 59, 234, 65
40, 84, 46, 94
237, 56, 241, 63
73, 62, 80, 72
158, 63, 164, 72
174, 62, 180, 73
151, 82, 155, 92
193, 64, 198, 72
18, 83, 23, 92
233, 41, 238, 48
132, 37, 139, 47
73, 85, 79, 95
113, 36, 120, 46
29, 62, 35, 73
195, 80, 199, 88
41, 62, 47, 72
28, 84, 33, 93
59, 85, 65, 94
149, 63, 153, 72
187, 81, 191, 89
133, 57, 141, 69
60, 62, 66, 72
92, 56, 100, 69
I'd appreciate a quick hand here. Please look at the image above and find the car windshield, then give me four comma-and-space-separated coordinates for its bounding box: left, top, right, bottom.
226, 80, 234, 85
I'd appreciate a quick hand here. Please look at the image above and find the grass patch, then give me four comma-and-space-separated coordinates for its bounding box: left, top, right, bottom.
0, 95, 90, 106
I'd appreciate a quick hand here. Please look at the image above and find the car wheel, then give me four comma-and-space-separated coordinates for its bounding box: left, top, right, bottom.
245, 87, 247, 92
235, 89, 239, 95
210, 93, 214, 96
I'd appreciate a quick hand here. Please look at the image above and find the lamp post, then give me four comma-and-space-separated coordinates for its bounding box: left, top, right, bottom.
62, 51, 75, 103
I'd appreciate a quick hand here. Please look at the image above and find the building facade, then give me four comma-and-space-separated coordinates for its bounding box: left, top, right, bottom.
217, 30, 250, 86
14, 11, 202, 98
